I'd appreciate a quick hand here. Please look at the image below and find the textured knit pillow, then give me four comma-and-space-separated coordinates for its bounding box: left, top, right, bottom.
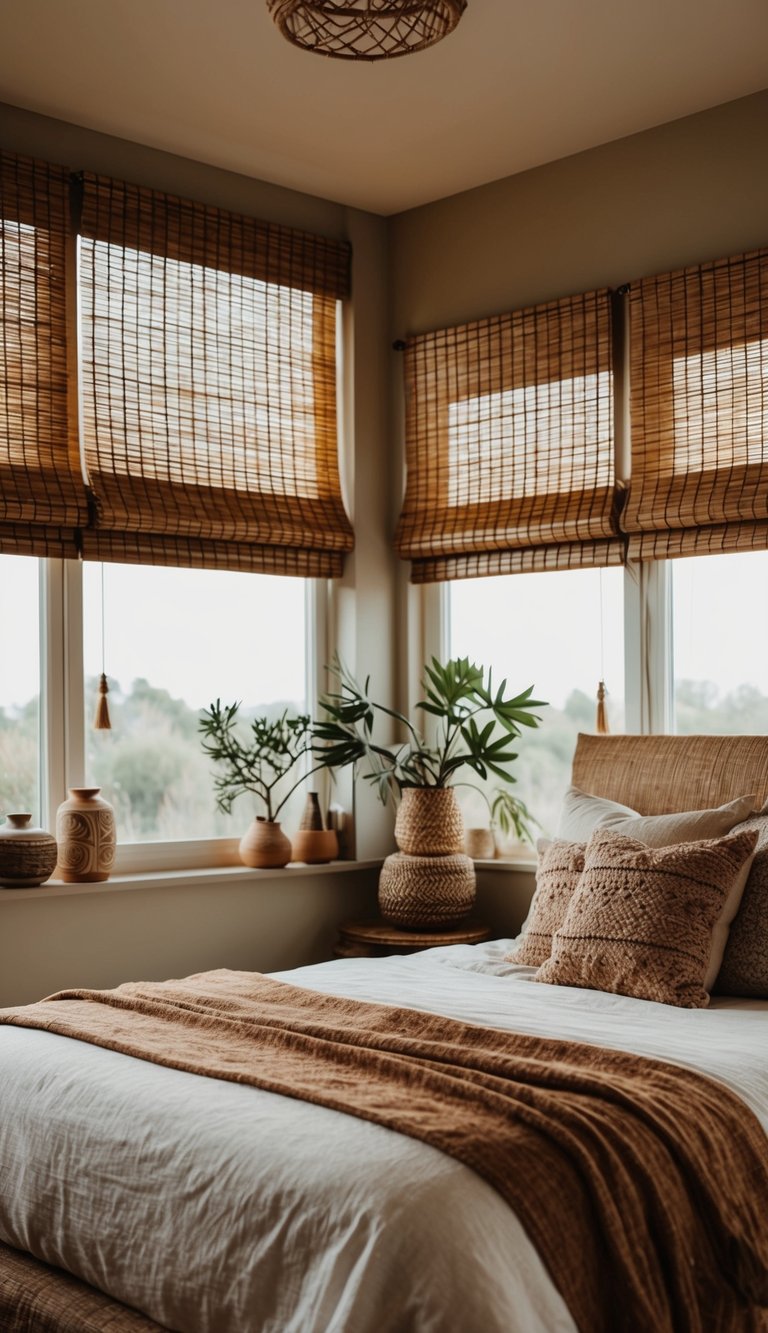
716, 810, 768, 997
536, 826, 759, 1008
553, 787, 758, 985
505, 839, 585, 967
557, 786, 758, 844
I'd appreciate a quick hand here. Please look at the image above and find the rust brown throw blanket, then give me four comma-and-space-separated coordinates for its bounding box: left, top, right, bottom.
3, 969, 767, 1333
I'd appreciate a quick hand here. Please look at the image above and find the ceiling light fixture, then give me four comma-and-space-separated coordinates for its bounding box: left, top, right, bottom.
267, 0, 467, 61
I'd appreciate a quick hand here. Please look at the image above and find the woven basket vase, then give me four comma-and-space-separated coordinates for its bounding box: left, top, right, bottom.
378, 851, 476, 929
394, 787, 465, 856
381, 787, 476, 929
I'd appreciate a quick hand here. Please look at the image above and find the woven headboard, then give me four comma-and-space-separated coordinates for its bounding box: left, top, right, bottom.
571, 733, 768, 815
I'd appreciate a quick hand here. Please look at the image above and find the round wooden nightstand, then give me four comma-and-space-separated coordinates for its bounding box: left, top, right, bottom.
335, 918, 491, 959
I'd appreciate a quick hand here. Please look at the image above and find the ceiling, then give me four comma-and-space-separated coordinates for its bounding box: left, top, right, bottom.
2, 0, 767, 215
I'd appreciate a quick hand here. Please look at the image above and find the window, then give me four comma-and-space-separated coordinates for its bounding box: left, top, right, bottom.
672, 551, 768, 734
0, 153, 351, 870
83, 564, 308, 842
443, 548, 768, 842
0, 555, 312, 857
448, 568, 624, 837
411, 250, 768, 852
0, 554, 40, 821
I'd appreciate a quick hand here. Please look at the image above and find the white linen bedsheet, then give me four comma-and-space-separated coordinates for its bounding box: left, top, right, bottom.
0, 940, 766, 1333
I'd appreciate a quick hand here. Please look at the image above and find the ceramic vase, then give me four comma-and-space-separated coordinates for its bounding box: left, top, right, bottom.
464, 827, 496, 860
0, 813, 58, 888
292, 791, 338, 862
299, 791, 324, 832
239, 817, 292, 869
56, 787, 116, 883
291, 828, 339, 864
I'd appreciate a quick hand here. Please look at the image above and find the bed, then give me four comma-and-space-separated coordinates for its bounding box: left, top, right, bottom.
0, 732, 767, 1333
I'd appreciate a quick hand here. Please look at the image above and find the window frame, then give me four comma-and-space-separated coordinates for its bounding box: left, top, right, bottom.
38, 559, 328, 873
426, 561, 674, 742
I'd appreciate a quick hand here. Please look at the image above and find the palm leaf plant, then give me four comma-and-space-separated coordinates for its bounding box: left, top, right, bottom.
313, 656, 547, 807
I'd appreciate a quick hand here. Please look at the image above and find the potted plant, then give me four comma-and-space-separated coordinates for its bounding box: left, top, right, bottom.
464, 788, 540, 861
313, 657, 546, 925
199, 701, 325, 868
314, 655, 546, 807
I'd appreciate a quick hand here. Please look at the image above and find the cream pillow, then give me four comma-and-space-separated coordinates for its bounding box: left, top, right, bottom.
557, 786, 758, 844
536, 826, 759, 1008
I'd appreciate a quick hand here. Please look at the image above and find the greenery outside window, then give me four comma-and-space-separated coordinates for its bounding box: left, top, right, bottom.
82, 563, 309, 844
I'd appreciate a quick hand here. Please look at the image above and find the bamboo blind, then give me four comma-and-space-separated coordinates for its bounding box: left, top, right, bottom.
78, 174, 353, 576
624, 249, 768, 561
395, 290, 621, 583
0, 152, 87, 558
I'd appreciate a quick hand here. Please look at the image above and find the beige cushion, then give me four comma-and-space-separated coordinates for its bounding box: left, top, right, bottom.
716, 810, 768, 997
556, 786, 758, 844
505, 839, 585, 967
556, 787, 759, 987
528, 783, 757, 986
536, 826, 759, 1008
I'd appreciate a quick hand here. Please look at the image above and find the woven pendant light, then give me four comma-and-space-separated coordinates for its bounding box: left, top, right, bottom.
267, 0, 467, 60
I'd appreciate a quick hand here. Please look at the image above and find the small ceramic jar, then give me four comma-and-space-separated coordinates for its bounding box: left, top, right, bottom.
0, 814, 58, 887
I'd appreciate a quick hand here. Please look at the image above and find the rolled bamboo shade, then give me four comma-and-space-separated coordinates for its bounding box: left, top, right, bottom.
78, 174, 353, 576
395, 290, 621, 583
0, 152, 87, 558
624, 248, 768, 561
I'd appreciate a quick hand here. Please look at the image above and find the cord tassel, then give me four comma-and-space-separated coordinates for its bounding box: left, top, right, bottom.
94, 673, 112, 731
596, 680, 609, 734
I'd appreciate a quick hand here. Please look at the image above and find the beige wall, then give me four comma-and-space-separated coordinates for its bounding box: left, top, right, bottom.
0, 869, 380, 1008
389, 89, 768, 335
0, 101, 347, 238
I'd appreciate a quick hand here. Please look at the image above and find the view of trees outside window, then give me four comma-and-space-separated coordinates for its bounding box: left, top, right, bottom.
672, 550, 768, 735
82, 563, 308, 842
4, 550, 768, 851
0, 555, 40, 820
448, 567, 625, 838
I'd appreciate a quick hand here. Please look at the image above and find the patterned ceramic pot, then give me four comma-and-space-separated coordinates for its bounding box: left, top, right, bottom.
56, 787, 116, 883
0, 813, 58, 887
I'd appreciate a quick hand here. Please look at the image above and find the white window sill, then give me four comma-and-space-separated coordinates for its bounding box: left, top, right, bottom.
0, 859, 381, 903
469, 855, 537, 872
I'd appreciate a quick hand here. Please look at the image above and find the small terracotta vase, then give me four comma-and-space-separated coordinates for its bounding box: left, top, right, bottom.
239, 817, 292, 869
291, 828, 339, 864
56, 787, 116, 883
0, 814, 58, 887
